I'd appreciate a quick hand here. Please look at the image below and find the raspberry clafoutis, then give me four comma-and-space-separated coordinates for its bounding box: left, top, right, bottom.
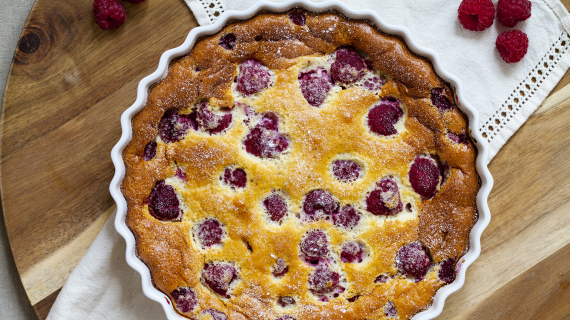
121, 10, 479, 320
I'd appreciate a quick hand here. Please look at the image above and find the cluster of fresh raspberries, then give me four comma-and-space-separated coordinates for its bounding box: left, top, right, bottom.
459, 0, 532, 63
93, 0, 146, 30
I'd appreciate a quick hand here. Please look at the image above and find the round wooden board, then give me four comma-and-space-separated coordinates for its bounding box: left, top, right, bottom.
1, 1, 569, 319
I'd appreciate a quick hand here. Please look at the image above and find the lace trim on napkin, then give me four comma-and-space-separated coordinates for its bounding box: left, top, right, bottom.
199, 0, 224, 23
481, 32, 570, 143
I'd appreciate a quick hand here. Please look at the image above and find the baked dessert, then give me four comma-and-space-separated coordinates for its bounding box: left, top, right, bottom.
121, 9, 479, 320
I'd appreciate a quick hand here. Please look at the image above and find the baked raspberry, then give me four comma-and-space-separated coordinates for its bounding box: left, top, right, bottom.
171, 287, 197, 313
289, 11, 306, 26
332, 160, 361, 182
175, 168, 187, 182
340, 241, 365, 263
219, 33, 236, 50
374, 274, 389, 283
195, 102, 232, 134
497, 0, 531, 27
202, 309, 228, 320
195, 219, 224, 248
331, 47, 367, 84
347, 295, 360, 302
158, 109, 197, 143
409, 156, 441, 198
148, 181, 182, 221
272, 258, 289, 277
366, 177, 403, 216
263, 193, 287, 222
276, 316, 295, 320
308, 265, 340, 294
438, 258, 456, 283
93, 0, 126, 30
430, 88, 454, 112
236, 59, 272, 96
384, 300, 398, 318
448, 132, 469, 144
457, 0, 495, 31
496, 30, 529, 63
395, 242, 431, 279
298, 68, 333, 107
300, 229, 329, 259
333, 205, 361, 230
142, 141, 157, 161
362, 75, 386, 91
303, 190, 339, 220
277, 296, 295, 307
367, 97, 404, 136
202, 262, 238, 298
243, 113, 289, 158
222, 167, 247, 188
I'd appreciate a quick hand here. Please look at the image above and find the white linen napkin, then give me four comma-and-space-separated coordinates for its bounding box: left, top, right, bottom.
47, 1, 570, 319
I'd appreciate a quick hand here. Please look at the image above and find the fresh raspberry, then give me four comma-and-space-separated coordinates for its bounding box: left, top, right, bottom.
497, 0, 531, 27
496, 30, 529, 63
93, 0, 126, 30
457, 0, 495, 31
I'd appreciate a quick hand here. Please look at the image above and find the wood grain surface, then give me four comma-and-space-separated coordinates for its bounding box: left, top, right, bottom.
1, 1, 569, 319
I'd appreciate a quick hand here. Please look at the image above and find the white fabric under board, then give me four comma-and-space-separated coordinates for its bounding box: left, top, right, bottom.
46, 1, 570, 320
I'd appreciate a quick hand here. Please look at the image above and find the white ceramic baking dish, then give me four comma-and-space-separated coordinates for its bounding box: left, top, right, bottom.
109, 1, 493, 319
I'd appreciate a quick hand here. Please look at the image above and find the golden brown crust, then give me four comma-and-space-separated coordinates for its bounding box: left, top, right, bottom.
121, 10, 479, 320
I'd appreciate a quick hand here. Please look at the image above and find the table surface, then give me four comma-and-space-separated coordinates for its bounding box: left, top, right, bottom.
1, 1, 570, 319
